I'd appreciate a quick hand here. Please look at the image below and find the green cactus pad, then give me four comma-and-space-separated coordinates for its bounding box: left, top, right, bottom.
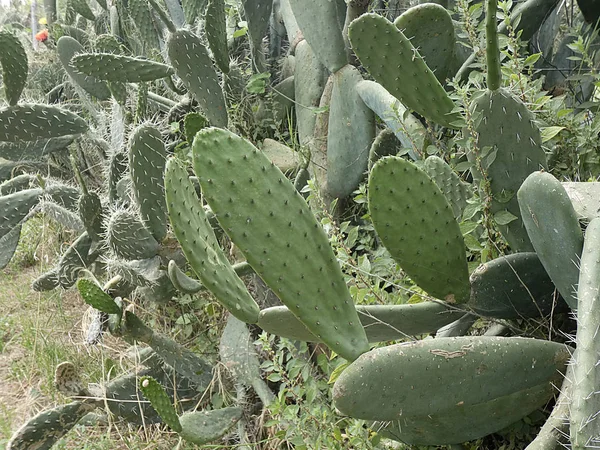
471, 89, 547, 252
294, 40, 327, 148
356, 80, 426, 159
259, 303, 464, 343
165, 157, 260, 323
241, 0, 273, 72
70, 0, 95, 20
204, 0, 229, 73
7, 401, 94, 450
368, 129, 403, 172
184, 112, 208, 144
349, 14, 461, 128
71, 53, 174, 83
103, 366, 198, 424
0, 135, 76, 161
193, 127, 369, 361
57, 232, 93, 288
0, 174, 35, 195
333, 336, 569, 420
394, 3, 456, 83
376, 381, 557, 445
106, 209, 160, 260
518, 171, 582, 310
32, 269, 60, 292
468, 252, 566, 319
563, 182, 600, 221
167, 260, 203, 294
127, 0, 160, 50
139, 376, 183, 432
167, 29, 228, 127
326, 64, 375, 199
368, 157, 470, 303
129, 124, 168, 241
78, 190, 103, 241
423, 155, 471, 220
41, 201, 84, 232
287, 0, 346, 72
57, 36, 111, 100
0, 224, 20, 270
77, 278, 122, 315
0, 30, 28, 105
571, 218, 600, 447
0, 104, 88, 142
179, 407, 243, 445
0, 188, 41, 240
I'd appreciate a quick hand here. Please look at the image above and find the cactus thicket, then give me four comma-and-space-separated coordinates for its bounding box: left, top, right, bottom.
2, 0, 598, 448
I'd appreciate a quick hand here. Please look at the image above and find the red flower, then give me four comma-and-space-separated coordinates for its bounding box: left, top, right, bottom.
35, 29, 49, 42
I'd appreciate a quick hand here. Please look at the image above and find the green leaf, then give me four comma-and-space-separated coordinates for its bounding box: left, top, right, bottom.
540, 126, 565, 143
246, 72, 270, 94
494, 210, 518, 226
459, 221, 478, 236
328, 362, 350, 384
464, 234, 483, 251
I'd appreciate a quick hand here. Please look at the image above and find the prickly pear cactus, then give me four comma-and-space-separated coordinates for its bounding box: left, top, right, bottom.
193, 127, 369, 361
0, 30, 28, 106
368, 156, 470, 303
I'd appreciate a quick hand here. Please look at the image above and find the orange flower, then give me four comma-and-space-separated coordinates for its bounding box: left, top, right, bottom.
35, 29, 49, 42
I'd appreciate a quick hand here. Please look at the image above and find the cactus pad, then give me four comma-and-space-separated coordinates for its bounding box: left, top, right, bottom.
179, 407, 243, 445
0, 30, 28, 105
0, 104, 88, 142
333, 336, 569, 420
349, 14, 461, 128
204, 0, 229, 73
72, 53, 174, 83
471, 89, 547, 251
164, 157, 260, 324
167, 29, 228, 127
193, 127, 369, 361
258, 303, 463, 343
518, 171, 582, 310
394, 3, 456, 83
139, 376, 183, 432
77, 279, 122, 315
106, 210, 159, 260
326, 64, 375, 199
7, 402, 94, 450
423, 155, 471, 220
129, 124, 168, 241
468, 252, 565, 319
368, 157, 470, 303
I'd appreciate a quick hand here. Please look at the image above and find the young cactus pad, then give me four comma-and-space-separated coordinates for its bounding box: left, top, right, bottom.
193, 127, 369, 361
348, 14, 461, 128
77, 278, 122, 315
139, 376, 183, 432
368, 156, 470, 303
164, 157, 260, 324
332, 336, 569, 421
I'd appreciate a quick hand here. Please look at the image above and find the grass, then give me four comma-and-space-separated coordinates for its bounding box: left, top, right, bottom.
0, 218, 203, 449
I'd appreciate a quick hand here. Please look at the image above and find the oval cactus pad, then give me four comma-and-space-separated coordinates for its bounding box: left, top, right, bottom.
193, 127, 369, 361
368, 156, 470, 303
